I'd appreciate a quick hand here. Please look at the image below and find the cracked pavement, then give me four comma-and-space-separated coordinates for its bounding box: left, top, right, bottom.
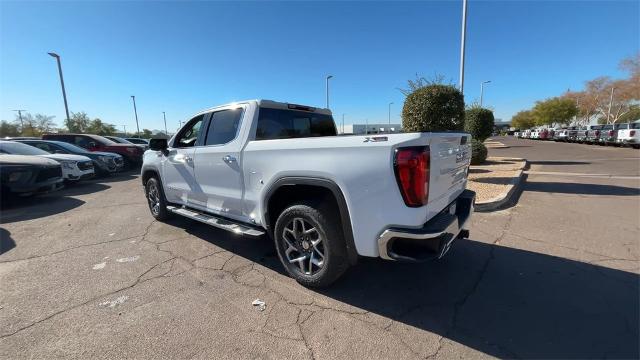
1, 139, 639, 359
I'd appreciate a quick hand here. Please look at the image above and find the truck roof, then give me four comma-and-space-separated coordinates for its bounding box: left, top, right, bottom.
195, 99, 332, 117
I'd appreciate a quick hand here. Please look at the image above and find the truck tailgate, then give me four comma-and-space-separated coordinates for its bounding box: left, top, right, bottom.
427, 134, 471, 219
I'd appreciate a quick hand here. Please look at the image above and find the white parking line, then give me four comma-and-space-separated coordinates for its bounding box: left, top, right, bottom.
525, 170, 640, 180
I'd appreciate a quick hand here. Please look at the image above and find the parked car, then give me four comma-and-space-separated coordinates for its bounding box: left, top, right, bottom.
530, 129, 540, 139
0, 154, 64, 198
585, 125, 603, 144
565, 126, 579, 142
141, 100, 475, 287
575, 127, 589, 143
617, 121, 640, 148
599, 123, 626, 146
42, 133, 144, 168
539, 128, 551, 140
0, 141, 94, 182
15, 139, 124, 176
104, 136, 148, 151
554, 128, 569, 142
125, 138, 150, 145
522, 129, 531, 139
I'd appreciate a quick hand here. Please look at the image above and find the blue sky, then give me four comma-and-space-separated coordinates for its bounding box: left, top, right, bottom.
1, 1, 638, 132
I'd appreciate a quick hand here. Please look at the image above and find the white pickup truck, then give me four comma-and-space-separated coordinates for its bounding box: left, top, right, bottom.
141, 100, 475, 287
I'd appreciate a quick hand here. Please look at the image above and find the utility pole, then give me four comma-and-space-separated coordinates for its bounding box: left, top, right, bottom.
131, 95, 140, 136
121, 125, 127, 134
12, 109, 26, 134
606, 87, 615, 124
162, 112, 168, 135
47, 52, 71, 122
458, 0, 468, 94
325, 75, 333, 109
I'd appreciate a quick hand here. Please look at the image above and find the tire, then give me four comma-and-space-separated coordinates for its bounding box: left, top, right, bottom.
273, 202, 349, 288
144, 176, 171, 221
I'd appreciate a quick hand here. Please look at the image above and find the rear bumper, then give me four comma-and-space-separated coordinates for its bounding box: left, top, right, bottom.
377, 190, 475, 262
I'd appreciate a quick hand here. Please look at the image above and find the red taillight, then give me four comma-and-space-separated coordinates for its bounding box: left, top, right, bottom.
631, 130, 636, 136
394, 147, 429, 207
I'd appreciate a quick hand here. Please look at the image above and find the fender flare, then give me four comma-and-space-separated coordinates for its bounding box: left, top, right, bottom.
264, 177, 358, 265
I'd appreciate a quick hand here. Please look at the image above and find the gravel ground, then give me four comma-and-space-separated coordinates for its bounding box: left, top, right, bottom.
467, 157, 526, 203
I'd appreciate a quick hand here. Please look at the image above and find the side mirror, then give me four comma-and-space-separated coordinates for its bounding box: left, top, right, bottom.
149, 138, 168, 152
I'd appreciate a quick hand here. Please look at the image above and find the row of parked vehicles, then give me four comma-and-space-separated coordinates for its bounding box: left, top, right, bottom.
514, 120, 640, 148
0, 134, 149, 199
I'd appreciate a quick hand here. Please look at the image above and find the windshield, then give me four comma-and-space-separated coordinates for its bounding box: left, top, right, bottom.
631, 122, 640, 129
126, 138, 148, 144
0, 141, 50, 156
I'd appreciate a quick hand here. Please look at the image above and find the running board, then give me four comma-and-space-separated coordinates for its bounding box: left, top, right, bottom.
166, 206, 265, 237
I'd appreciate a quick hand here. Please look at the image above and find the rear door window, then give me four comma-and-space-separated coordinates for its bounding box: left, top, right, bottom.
204, 109, 243, 146
255, 108, 336, 140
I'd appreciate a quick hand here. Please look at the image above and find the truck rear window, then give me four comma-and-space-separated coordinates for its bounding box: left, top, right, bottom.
255, 108, 336, 140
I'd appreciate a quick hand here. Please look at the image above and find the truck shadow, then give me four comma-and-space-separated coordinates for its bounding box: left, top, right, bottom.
183, 219, 638, 359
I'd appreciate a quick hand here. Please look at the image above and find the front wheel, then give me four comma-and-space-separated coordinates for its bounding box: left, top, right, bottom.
145, 177, 171, 221
274, 202, 349, 288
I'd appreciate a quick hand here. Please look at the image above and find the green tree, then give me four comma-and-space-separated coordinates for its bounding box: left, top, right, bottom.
617, 105, 640, 123
464, 107, 495, 142
531, 97, 577, 126
401, 84, 465, 132
142, 129, 153, 138
65, 112, 91, 133
87, 118, 116, 135
510, 110, 536, 130
0, 120, 20, 137
34, 114, 56, 134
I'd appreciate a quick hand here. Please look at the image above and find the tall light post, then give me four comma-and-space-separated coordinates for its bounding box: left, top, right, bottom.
325, 75, 333, 109
458, 0, 468, 94
162, 112, 168, 135
47, 52, 70, 121
480, 80, 491, 107
388, 102, 394, 127
12, 109, 26, 134
130, 95, 140, 137
121, 124, 127, 134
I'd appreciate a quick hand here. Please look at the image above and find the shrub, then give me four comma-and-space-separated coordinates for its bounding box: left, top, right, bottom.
401, 85, 465, 132
470, 139, 487, 165
464, 107, 495, 142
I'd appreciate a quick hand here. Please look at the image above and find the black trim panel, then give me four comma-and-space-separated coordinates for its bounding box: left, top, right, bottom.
264, 177, 358, 265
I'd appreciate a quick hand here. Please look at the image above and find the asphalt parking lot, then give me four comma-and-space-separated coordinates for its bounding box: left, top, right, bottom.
1, 138, 638, 359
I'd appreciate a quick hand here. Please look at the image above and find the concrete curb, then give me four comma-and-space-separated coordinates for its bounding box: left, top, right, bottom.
473, 159, 528, 212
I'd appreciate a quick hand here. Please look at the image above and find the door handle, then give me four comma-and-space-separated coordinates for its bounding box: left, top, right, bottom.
223, 155, 236, 163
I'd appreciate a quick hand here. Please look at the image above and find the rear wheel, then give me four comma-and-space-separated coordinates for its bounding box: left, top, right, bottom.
145, 177, 171, 221
274, 202, 349, 288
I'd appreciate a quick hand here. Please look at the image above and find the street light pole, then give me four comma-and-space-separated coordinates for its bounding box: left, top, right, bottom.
480, 80, 491, 107
121, 124, 127, 134
388, 102, 394, 127
162, 112, 167, 135
47, 52, 70, 121
131, 95, 140, 136
325, 75, 333, 109
458, 0, 468, 94
12, 110, 26, 133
